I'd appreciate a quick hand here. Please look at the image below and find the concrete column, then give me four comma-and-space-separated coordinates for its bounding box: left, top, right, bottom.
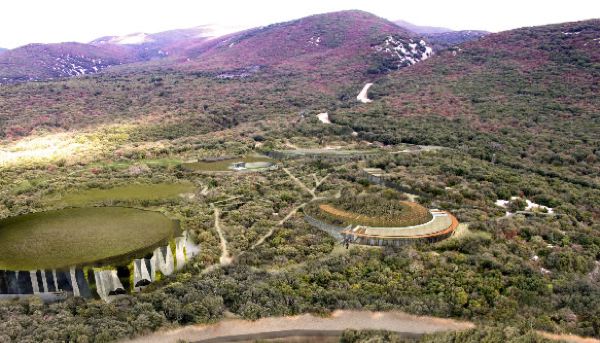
69, 267, 80, 297
40, 270, 49, 293
29, 271, 40, 294
175, 237, 186, 270
52, 270, 59, 292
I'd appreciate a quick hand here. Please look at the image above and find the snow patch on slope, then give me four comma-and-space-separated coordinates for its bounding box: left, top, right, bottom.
308, 36, 321, 46
43, 55, 113, 77
496, 197, 554, 216
316, 112, 331, 124
98, 33, 155, 45
357, 83, 374, 103
373, 35, 433, 68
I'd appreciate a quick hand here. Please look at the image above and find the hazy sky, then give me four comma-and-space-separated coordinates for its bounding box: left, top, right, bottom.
1, 0, 599, 48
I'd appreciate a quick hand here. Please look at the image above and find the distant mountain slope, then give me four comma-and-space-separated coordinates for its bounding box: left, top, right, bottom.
424, 30, 489, 50
0, 12, 440, 84
335, 18, 600, 187
0, 48, 7, 54
91, 26, 213, 46
0, 43, 136, 84
90, 26, 217, 60
181, 10, 434, 77
394, 19, 452, 34
0, 26, 220, 84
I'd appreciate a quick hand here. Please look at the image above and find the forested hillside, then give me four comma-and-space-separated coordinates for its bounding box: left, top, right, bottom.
0, 11, 598, 343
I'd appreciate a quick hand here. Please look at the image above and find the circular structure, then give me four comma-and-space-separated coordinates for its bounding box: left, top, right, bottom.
314, 196, 432, 227
0, 207, 178, 270
305, 195, 457, 246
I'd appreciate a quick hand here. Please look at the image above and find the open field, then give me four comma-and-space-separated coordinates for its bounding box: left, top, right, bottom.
50, 182, 196, 205
0, 207, 178, 270
183, 156, 272, 172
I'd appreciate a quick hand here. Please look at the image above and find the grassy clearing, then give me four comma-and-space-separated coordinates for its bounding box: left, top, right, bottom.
183, 156, 272, 172
0, 207, 178, 270
308, 198, 433, 227
51, 182, 196, 206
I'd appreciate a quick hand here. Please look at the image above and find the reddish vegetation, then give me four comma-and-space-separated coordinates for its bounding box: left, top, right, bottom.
0, 43, 135, 82
179, 10, 414, 73
354, 19, 600, 122
0, 10, 424, 86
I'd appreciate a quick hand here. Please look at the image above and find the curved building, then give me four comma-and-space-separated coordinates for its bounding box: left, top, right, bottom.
341, 209, 458, 246
305, 200, 458, 246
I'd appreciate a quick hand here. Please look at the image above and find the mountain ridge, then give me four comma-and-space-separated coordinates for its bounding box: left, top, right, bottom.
394, 19, 453, 34
176, 10, 434, 79
0, 42, 136, 83
0, 10, 436, 84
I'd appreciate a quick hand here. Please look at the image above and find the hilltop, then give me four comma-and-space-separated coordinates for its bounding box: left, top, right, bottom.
0, 27, 216, 84
179, 10, 433, 76
0, 42, 136, 84
0, 11, 436, 84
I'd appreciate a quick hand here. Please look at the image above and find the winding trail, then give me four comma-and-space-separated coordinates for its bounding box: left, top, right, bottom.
537, 331, 600, 343
204, 168, 333, 270
203, 204, 233, 274
124, 310, 475, 343
283, 167, 330, 200
249, 169, 330, 251
283, 167, 316, 198
213, 206, 232, 266
357, 83, 374, 103
313, 174, 330, 194
250, 203, 307, 250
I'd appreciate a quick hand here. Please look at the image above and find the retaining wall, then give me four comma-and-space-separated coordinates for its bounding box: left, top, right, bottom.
303, 214, 347, 241
304, 211, 457, 247
265, 150, 381, 163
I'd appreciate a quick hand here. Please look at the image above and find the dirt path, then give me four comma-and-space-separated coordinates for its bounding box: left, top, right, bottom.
124, 310, 475, 343
357, 83, 374, 103
283, 167, 316, 198
250, 203, 307, 250
313, 174, 330, 193
249, 170, 330, 251
537, 331, 600, 343
283, 167, 330, 200
210, 205, 232, 266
